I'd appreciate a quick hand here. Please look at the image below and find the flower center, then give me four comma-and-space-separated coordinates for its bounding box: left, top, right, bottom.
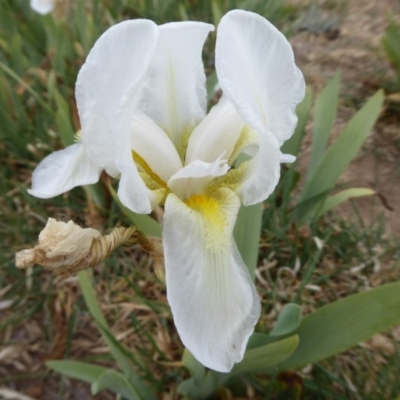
130, 117, 259, 207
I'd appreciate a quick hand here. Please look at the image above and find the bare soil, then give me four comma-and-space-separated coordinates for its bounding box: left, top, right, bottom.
290, 0, 400, 233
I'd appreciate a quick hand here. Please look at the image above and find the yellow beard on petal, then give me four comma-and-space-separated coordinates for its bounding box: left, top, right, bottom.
185, 194, 230, 254
74, 130, 82, 142
205, 161, 248, 194
228, 125, 258, 165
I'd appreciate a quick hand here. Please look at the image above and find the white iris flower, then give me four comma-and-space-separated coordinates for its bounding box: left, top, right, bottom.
29, 10, 305, 372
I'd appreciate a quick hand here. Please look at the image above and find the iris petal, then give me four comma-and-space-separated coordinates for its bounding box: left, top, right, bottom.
76, 20, 159, 177
135, 21, 214, 154
185, 97, 244, 165
163, 189, 261, 372
216, 10, 305, 145
28, 143, 101, 199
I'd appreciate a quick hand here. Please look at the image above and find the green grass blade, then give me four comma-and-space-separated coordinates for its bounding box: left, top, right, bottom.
78, 270, 108, 326
315, 187, 376, 219
52, 88, 75, 146
270, 303, 302, 337
233, 202, 263, 280
382, 20, 400, 67
78, 271, 157, 400
301, 89, 384, 202
0, 60, 52, 113
307, 72, 340, 180
246, 332, 276, 349
281, 87, 312, 157
211, 0, 223, 26
91, 369, 142, 400
83, 183, 106, 208
277, 281, 400, 371
182, 349, 205, 381
179, 335, 299, 399
231, 334, 299, 374
46, 360, 107, 383
206, 70, 218, 102
78, 272, 135, 375
290, 190, 329, 223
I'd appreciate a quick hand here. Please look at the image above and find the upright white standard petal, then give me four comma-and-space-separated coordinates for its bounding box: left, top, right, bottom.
163, 189, 261, 372
216, 10, 305, 145
136, 22, 214, 152
76, 20, 159, 177
28, 143, 101, 199
185, 97, 245, 165
30, 0, 54, 15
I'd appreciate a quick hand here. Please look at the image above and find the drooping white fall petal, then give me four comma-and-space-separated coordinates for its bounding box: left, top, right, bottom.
30, 0, 54, 15
163, 189, 261, 372
216, 10, 305, 146
28, 143, 101, 198
76, 20, 159, 177
135, 22, 214, 152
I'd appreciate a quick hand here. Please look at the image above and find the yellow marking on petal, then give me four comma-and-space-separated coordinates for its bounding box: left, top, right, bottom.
228, 125, 258, 165
185, 194, 230, 253
139, 173, 169, 205
180, 123, 196, 162
205, 162, 249, 194
74, 130, 82, 142
164, 123, 196, 162
132, 151, 167, 188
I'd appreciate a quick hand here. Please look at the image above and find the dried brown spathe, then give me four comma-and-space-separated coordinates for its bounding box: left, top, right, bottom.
15, 218, 163, 279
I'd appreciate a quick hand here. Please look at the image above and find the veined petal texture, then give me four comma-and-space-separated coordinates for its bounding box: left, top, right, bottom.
163, 190, 261, 372
136, 21, 214, 153
76, 20, 159, 177
216, 10, 305, 145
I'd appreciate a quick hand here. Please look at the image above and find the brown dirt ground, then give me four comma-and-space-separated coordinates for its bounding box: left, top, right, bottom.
290, 0, 400, 234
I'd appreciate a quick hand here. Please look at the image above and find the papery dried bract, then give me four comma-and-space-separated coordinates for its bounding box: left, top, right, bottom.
16, 218, 100, 270
16, 219, 163, 280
